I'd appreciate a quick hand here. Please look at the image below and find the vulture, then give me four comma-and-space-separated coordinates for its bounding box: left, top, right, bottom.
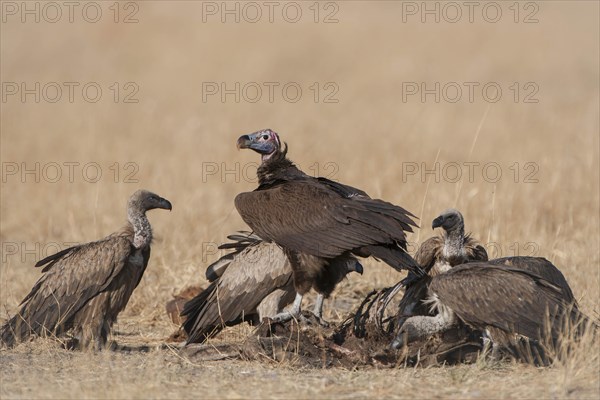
392, 262, 589, 353
396, 209, 488, 329
0, 190, 172, 350
234, 129, 422, 323
182, 232, 363, 343
392, 210, 586, 355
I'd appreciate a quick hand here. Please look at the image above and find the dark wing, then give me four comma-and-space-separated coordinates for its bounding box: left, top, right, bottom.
464, 235, 488, 262
1, 236, 133, 346
430, 263, 582, 342
316, 177, 369, 198
397, 275, 433, 326
489, 257, 575, 305
205, 232, 262, 282
183, 241, 293, 344
235, 180, 417, 270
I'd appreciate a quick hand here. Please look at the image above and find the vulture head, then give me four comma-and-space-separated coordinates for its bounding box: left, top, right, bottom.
347, 259, 364, 275
128, 190, 173, 214
432, 208, 464, 233
237, 129, 285, 162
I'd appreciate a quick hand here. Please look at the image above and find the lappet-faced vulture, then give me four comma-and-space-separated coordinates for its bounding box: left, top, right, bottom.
182, 232, 363, 343
0, 190, 172, 350
234, 129, 422, 323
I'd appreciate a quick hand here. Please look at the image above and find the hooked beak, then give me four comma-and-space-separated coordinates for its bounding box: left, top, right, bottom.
159, 198, 173, 211
237, 134, 252, 149
432, 215, 444, 230
351, 260, 364, 275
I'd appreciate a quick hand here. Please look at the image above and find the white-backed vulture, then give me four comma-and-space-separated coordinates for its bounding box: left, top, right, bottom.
392, 210, 585, 353
0, 190, 172, 350
234, 129, 422, 323
396, 209, 488, 328
392, 263, 590, 353
182, 232, 363, 343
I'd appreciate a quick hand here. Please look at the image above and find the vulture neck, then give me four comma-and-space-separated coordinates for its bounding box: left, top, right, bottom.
257, 151, 306, 186
128, 209, 152, 249
442, 227, 466, 265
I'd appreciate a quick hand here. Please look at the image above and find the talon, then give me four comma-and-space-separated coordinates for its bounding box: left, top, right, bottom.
270, 312, 295, 324
317, 319, 329, 328
313, 314, 330, 327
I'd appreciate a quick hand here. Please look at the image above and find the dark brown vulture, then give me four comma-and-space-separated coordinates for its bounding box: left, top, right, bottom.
0, 190, 172, 350
396, 209, 488, 329
234, 129, 422, 323
392, 210, 585, 354
392, 263, 591, 356
182, 232, 363, 343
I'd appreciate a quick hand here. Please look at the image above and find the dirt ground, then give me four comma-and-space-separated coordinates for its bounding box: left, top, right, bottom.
1, 1, 599, 399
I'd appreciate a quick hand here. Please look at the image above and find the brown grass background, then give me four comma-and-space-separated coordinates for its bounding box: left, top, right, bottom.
1, 1, 599, 399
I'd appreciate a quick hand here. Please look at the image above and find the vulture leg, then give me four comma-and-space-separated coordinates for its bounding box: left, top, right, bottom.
391, 312, 456, 349
312, 294, 329, 327
482, 330, 492, 354
313, 294, 324, 319
270, 292, 304, 323
270, 293, 329, 326
482, 329, 503, 361
257, 289, 294, 321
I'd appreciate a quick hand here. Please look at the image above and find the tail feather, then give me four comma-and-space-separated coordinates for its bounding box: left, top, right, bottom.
361, 244, 423, 276
1, 313, 38, 347
205, 232, 263, 282
181, 283, 220, 344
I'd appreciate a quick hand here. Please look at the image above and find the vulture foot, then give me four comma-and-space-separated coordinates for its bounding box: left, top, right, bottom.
309, 313, 330, 327
269, 311, 329, 327
270, 311, 300, 324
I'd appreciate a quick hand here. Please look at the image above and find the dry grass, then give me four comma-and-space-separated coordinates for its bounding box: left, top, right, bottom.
1, 2, 599, 399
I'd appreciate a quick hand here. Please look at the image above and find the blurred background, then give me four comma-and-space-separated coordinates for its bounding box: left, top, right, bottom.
1, 1, 598, 327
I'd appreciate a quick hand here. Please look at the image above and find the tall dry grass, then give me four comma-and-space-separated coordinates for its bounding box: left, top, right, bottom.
1, 2, 598, 399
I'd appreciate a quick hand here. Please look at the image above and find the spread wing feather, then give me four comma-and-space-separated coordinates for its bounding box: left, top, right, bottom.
183, 241, 293, 343
205, 231, 262, 282
235, 180, 417, 262
430, 263, 581, 341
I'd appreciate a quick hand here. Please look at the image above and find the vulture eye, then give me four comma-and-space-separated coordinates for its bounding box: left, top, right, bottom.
262, 134, 269, 140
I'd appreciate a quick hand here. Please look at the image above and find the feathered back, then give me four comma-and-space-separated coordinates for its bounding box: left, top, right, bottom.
1, 228, 135, 347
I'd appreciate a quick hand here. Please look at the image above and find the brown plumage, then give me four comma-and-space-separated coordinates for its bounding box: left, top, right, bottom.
406, 211, 576, 321
488, 256, 576, 305
393, 262, 591, 353
182, 233, 293, 343
0, 190, 171, 350
396, 209, 488, 329
182, 232, 362, 343
430, 264, 587, 343
234, 129, 421, 322
393, 211, 586, 355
